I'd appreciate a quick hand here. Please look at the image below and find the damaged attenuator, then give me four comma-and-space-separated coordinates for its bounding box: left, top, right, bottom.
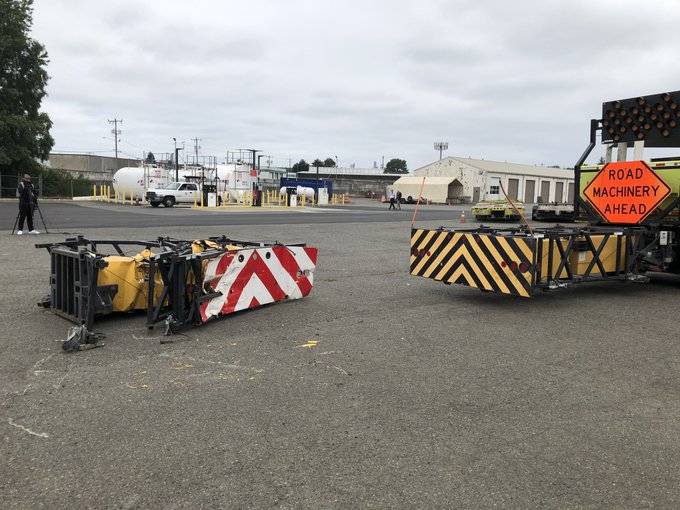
36, 236, 318, 350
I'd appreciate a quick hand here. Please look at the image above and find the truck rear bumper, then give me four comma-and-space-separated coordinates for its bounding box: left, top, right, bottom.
410, 226, 642, 297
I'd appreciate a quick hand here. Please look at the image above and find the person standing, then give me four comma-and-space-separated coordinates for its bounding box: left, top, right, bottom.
16, 174, 39, 235
388, 189, 396, 210
396, 190, 402, 210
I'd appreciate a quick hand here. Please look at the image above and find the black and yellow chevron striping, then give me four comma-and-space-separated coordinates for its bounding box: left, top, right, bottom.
410, 228, 537, 297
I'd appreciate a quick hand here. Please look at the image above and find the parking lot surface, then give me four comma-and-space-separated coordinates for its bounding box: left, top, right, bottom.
2, 202, 680, 508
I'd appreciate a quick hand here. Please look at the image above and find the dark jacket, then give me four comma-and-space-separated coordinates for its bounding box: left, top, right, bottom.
18, 181, 35, 205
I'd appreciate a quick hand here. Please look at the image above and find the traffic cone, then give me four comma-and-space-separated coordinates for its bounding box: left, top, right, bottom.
460, 211, 466, 223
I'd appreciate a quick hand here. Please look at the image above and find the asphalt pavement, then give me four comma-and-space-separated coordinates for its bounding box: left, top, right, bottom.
0, 199, 476, 230
2, 204, 680, 508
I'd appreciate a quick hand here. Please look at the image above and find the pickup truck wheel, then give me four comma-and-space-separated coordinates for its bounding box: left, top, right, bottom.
163, 196, 175, 208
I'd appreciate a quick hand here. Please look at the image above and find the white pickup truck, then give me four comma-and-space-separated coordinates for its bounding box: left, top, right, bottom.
145, 181, 200, 207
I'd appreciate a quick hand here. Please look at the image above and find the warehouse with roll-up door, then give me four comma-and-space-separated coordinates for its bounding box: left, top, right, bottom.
391, 156, 574, 204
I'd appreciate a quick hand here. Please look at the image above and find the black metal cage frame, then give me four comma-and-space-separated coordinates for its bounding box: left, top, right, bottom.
37, 235, 307, 341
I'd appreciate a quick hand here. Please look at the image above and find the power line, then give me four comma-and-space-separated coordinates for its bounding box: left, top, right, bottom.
108, 118, 123, 159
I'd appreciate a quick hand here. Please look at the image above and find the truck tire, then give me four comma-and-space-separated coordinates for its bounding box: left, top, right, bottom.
150, 201, 160, 208
163, 196, 175, 208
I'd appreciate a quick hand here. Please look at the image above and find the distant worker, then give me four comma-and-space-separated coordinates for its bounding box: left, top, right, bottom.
16, 174, 40, 235
396, 190, 402, 210
388, 189, 396, 210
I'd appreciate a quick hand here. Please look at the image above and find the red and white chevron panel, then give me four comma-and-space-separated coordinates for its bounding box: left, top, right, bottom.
199, 245, 318, 323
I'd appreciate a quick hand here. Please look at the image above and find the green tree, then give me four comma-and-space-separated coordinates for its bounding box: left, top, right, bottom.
323, 157, 336, 167
145, 152, 156, 163
384, 158, 408, 174
292, 159, 309, 173
311, 158, 324, 168
0, 0, 53, 176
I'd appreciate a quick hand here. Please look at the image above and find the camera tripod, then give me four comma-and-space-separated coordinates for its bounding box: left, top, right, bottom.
11, 200, 49, 235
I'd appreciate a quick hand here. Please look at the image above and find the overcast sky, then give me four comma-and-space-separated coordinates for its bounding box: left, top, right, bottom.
31, 0, 680, 170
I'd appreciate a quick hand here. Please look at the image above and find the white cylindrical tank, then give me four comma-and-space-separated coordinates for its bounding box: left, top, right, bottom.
112, 166, 172, 200
296, 186, 315, 198
112, 167, 146, 200
279, 186, 315, 198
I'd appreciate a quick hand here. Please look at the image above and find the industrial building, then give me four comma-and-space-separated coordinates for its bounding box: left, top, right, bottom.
46, 153, 140, 181
392, 157, 574, 204
296, 166, 402, 195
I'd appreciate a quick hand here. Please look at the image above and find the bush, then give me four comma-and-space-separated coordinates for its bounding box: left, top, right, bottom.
34, 166, 96, 197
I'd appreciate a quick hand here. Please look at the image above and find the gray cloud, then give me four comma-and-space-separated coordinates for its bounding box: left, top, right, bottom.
32, 0, 680, 168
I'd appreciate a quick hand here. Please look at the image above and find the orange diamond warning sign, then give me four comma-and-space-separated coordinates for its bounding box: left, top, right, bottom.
583, 160, 671, 224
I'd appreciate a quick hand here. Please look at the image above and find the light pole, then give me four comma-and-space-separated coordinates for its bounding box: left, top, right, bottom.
173, 138, 183, 182
241, 149, 262, 206
315, 161, 321, 200
434, 141, 448, 160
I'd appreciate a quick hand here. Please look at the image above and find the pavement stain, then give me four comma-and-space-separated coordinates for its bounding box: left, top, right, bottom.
7, 418, 49, 439
124, 383, 150, 390
171, 362, 194, 370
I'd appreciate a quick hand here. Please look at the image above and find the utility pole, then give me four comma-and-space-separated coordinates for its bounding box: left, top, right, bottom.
108, 118, 123, 160
191, 137, 201, 165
